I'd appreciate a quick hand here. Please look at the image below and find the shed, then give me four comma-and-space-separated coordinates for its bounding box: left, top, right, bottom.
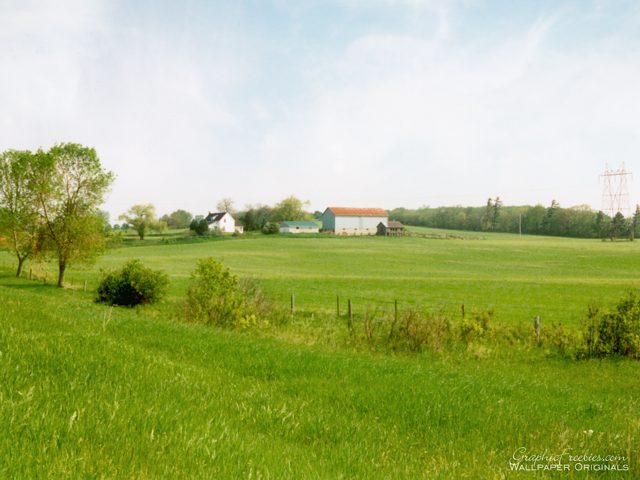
377, 221, 405, 237
279, 221, 320, 234
321, 207, 388, 236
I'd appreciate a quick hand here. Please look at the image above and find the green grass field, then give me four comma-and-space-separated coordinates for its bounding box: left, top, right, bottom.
16, 227, 640, 327
1, 229, 639, 477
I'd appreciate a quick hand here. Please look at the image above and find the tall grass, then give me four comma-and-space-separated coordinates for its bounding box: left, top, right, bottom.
0, 272, 638, 477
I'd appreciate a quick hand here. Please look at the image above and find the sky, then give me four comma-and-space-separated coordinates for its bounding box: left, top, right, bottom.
1, 0, 639, 219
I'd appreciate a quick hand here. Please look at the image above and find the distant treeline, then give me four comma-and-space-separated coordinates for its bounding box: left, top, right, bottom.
389, 198, 640, 240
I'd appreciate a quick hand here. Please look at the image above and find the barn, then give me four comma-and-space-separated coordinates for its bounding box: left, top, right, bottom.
279, 221, 320, 234
321, 207, 388, 235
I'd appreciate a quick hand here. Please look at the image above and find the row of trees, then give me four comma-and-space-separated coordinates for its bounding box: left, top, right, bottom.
117, 195, 314, 239
0, 144, 114, 286
390, 199, 640, 240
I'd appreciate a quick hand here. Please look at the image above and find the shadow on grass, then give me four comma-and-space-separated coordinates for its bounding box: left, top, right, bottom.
0, 277, 58, 290
0, 273, 57, 291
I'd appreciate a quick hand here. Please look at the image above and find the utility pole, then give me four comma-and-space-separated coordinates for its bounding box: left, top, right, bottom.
518, 214, 522, 237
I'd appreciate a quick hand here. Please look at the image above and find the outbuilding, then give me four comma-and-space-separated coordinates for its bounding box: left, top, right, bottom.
321, 207, 388, 235
377, 220, 405, 237
279, 221, 320, 234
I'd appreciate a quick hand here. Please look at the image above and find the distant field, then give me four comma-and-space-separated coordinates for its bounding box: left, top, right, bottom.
3, 228, 638, 327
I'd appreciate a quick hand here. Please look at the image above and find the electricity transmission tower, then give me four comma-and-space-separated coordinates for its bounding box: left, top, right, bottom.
600, 163, 632, 217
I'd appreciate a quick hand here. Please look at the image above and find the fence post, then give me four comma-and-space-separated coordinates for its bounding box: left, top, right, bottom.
29, 268, 32, 280
336, 295, 340, 317
83, 280, 88, 292
395, 299, 398, 323
534, 316, 541, 345
461, 303, 465, 319
290, 293, 295, 314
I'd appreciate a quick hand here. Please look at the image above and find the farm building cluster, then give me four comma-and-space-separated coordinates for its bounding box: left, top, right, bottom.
203, 207, 404, 236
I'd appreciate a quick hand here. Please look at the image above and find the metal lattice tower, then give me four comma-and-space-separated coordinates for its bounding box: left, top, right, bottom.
600, 163, 632, 217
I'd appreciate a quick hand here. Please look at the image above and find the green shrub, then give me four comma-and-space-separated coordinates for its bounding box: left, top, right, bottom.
580, 292, 640, 359
184, 257, 270, 328
388, 309, 451, 353
459, 310, 492, 344
262, 222, 279, 234
96, 259, 169, 306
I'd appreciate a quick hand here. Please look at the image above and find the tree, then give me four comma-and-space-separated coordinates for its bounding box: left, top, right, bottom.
160, 209, 193, 229
0, 150, 43, 276
216, 198, 235, 214
241, 208, 258, 231
481, 198, 493, 231
33, 143, 114, 287
632, 205, 640, 241
542, 200, 561, 235
119, 204, 158, 240
594, 211, 611, 240
189, 216, 209, 236
492, 196, 502, 230
271, 195, 311, 222
611, 212, 628, 240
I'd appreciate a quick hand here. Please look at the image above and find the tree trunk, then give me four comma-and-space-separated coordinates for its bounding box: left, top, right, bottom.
57, 261, 66, 287
16, 255, 26, 278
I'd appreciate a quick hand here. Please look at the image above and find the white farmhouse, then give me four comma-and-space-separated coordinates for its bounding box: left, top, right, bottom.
321, 207, 388, 235
205, 211, 236, 233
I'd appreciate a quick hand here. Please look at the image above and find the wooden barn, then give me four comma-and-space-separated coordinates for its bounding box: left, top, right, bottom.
321, 207, 388, 236
377, 221, 405, 237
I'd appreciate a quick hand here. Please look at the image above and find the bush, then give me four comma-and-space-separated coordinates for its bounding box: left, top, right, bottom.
262, 222, 279, 234
96, 260, 169, 306
459, 310, 492, 344
579, 292, 640, 359
389, 309, 451, 352
184, 257, 270, 328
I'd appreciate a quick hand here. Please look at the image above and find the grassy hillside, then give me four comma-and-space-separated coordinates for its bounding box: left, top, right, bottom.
0, 274, 637, 478
4, 228, 639, 327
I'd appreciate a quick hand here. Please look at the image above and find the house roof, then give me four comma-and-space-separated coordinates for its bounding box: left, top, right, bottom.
325, 207, 388, 217
388, 221, 405, 229
280, 221, 319, 228
205, 211, 229, 223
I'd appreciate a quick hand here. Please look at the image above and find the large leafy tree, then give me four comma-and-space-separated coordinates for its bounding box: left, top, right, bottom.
119, 204, 159, 240
0, 150, 43, 276
271, 195, 311, 222
160, 209, 193, 229
34, 143, 114, 287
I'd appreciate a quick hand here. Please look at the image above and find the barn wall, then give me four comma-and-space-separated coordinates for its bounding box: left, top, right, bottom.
321, 211, 336, 231
333, 215, 388, 235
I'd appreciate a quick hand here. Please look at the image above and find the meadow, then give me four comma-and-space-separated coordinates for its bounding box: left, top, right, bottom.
17, 227, 640, 327
0, 229, 639, 477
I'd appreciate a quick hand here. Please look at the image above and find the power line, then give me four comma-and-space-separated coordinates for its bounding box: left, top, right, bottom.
600, 163, 632, 217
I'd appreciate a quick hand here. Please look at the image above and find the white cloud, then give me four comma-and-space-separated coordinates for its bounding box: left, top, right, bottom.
1, 1, 638, 216
258, 13, 640, 210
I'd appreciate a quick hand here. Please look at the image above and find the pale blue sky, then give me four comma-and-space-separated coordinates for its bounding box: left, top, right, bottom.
1, 0, 639, 218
